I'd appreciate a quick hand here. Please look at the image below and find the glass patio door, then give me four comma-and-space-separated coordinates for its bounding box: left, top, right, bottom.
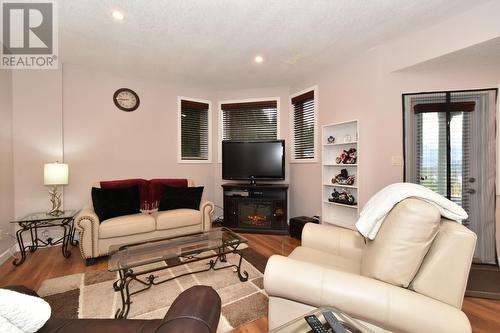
403, 89, 497, 264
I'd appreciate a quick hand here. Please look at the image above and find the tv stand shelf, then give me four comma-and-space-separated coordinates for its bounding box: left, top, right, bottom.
221, 183, 288, 235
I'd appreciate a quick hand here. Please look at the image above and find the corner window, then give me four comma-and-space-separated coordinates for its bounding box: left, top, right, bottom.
178, 97, 211, 162
291, 87, 317, 161
221, 99, 278, 141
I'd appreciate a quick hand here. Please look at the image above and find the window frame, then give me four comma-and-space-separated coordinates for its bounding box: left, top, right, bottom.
289, 85, 318, 163
177, 96, 212, 164
218, 97, 281, 163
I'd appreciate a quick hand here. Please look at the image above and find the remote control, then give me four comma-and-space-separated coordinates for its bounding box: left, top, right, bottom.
323, 311, 347, 333
304, 314, 329, 333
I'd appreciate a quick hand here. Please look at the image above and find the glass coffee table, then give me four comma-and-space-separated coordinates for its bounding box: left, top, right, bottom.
108, 227, 248, 318
270, 306, 374, 333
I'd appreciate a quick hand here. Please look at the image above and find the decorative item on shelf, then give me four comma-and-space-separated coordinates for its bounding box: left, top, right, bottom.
332, 168, 355, 185
328, 189, 356, 205
335, 148, 357, 164
327, 136, 335, 144
44, 162, 69, 216
343, 134, 352, 143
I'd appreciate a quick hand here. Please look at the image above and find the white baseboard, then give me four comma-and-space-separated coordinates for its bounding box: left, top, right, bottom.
0, 244, 16, 266
0, 234, 81, 266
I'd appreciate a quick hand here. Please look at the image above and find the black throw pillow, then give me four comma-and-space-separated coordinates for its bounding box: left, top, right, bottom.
158, 186, 204, 211
91, 185, 141, 222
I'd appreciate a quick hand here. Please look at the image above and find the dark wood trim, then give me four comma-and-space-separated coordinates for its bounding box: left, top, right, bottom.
291, 90, 314, 105
414, 101, 476, 113
181, 99, 209, 110
445, 92, 452, 199
221, 100, 277, 110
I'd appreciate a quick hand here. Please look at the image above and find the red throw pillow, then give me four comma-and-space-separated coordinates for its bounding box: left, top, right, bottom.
100, 179, 149, 210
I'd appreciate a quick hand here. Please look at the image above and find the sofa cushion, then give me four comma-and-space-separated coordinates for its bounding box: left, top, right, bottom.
153, 209, 201, 230
361, 198, 441, 287
99, 213, 155, 239
100, 179, 150, 210
150, 179, 188, 208
158, 186, 203, 211
92, 185, 141, 222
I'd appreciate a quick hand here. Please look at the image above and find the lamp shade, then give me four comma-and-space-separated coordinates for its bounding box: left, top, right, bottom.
44, 163, 69, 185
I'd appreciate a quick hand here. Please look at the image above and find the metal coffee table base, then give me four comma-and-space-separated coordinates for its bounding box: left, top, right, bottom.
113, 247, 248, 319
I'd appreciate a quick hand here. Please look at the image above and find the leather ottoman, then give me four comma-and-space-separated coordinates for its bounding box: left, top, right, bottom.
289, 216, 319, 240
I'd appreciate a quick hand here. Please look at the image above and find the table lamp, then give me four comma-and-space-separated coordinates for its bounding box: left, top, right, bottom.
44, 162, 69, 216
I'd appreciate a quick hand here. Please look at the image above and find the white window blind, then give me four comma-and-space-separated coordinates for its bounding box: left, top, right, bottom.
291, 90, 315, 160
414, 111, 448, 196
221, 100, 278, 141
180, 99, 209, 160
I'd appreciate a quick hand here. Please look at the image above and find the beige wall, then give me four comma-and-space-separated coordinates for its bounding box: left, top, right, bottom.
62, 64, 217, 209
291, 48, 500, 213
0, 69, 14, 258
9, 66, 293, 218
12, 69, 63, 218
7, 1, 500, 260
290, 43, 500, 258
9, 65, 218, 218
287, 3, 500, 263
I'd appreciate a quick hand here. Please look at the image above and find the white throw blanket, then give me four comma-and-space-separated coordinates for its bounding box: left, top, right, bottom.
355, 183, 468, 240
0, 289, 51, 333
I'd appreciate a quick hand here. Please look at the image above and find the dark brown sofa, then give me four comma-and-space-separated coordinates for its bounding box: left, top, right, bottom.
5, 285, 221, 333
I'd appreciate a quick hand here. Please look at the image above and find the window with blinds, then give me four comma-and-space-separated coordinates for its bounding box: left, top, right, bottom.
179, 99, 210, 161
291, 90, 315, 160
412, 99, 474, 202
221, 100, 278, 141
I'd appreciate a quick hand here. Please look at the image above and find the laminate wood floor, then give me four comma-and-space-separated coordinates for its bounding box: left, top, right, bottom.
0, 233, 498, 332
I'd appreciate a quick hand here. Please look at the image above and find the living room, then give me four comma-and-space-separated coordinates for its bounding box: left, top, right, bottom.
1, 1, 500, 332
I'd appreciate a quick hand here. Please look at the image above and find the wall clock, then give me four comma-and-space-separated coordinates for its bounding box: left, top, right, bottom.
113, 88, 140, 112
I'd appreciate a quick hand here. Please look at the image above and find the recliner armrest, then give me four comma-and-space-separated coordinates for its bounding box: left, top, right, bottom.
200, 200, 214, 231
74, 206, 100, 259
302, 223, 364, 261
157, 285, 221, 333
264, 255, 471, 333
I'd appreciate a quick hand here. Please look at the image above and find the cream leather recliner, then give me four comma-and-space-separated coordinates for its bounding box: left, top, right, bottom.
264, 198, 476, 333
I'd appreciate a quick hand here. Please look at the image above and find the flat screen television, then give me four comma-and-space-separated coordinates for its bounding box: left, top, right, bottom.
222, 140, 285, 183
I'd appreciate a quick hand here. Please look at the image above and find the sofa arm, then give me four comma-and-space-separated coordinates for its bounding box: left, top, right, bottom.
200, 200, 214, 231
74, 207, 100, 259
264, 255, 471, 333
302, 223, 364, 261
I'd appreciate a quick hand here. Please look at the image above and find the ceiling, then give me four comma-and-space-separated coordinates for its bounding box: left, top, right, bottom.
400, 37, 500, 75
59, 0, 492, 89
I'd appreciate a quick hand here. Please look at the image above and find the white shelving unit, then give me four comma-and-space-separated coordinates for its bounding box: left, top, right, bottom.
321, 120, 359, 229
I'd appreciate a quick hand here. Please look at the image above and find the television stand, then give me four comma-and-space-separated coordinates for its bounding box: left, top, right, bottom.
221, 183, 288, 234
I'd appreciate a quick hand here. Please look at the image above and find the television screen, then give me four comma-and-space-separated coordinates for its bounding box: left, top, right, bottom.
222, 140, 285, 181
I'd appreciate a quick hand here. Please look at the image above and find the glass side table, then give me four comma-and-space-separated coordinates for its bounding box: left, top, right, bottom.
270, 306, 374, 333
10, 209, 80, 266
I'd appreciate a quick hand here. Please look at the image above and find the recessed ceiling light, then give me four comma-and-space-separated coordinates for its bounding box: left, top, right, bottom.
254, 55, 264, 63
112, 11, 124, 21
